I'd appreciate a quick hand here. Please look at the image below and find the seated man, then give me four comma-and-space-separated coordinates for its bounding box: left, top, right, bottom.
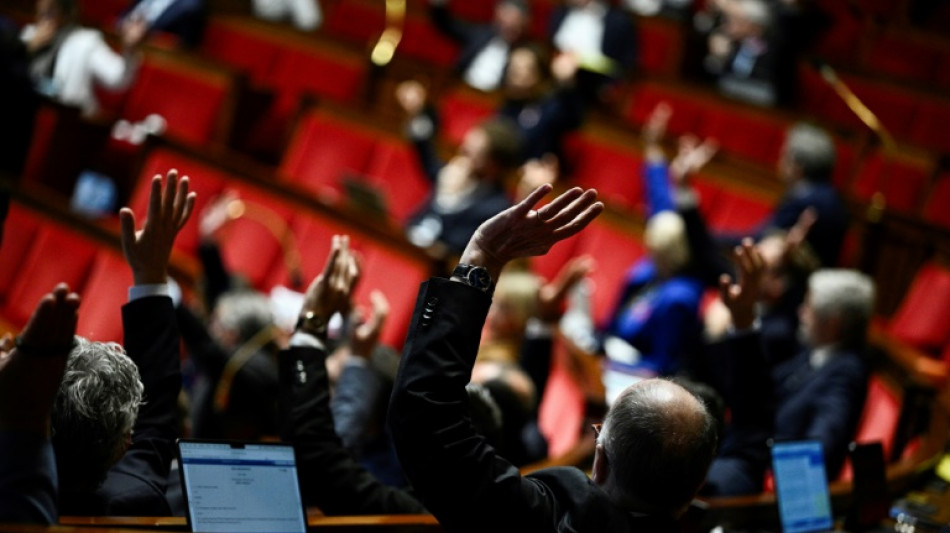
772, 269, 874, 478
389, 185, 725, 530
0, 284, 81, 523
53, 170, 195, 515
428, 0, 530, 92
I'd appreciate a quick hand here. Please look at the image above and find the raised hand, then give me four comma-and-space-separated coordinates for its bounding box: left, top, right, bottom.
537, 255, 594, 323
669, 135, 719, 186
0, 283, 81, 435
642, 102, 673, 148
395, 80, 428, 116
718, 238, 765, 331
350, 290, 390, 359
299, 235, 361, 339
460, 185, 604, 281
784, 207, 817, 259
120, 170, 196, 285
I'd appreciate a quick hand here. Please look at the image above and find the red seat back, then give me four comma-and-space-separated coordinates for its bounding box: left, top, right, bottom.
437, 91, 496, 146
850, 152, 930, 214
565, 135, 644, 213
0, 206, 42, 304
363, 139, 432, 223
573, 222, 646, 326
637, 18, 684, 79
923, 172, 950, 230
887, 262, 950, 351
399, 16, 461, 68
201, 19, 283, 84
216, 186, 295, 291
702, 186, 773, 234
76, 250, 134, 343
122, 54, 233, 145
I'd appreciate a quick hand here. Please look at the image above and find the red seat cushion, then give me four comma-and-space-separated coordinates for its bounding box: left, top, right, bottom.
565, 135, 644, 213
850, 152, 930, 214
3, 226, 98, 328
887, 263, 950, 351
200, 19, 282, 84
279, 112, 379, 201
437, 91, 496, 146
923, 172, 950, 230
76, 250, 134, 343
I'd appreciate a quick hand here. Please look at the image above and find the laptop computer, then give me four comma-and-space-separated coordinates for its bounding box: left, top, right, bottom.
771, 440, 835, 533
177, 440, 307, 533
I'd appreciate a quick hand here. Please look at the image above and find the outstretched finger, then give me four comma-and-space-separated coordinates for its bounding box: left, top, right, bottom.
179, 192, 197, 230
511, 183, 554, 220
543, 189, 599, 228
119, 208, 137, 251
551, 201, 604, 241
536, 187, 584, 221
172, 175, 191, 224
322, 236, 343, 279
162, 170, 179, 221
146, 175, 163, 227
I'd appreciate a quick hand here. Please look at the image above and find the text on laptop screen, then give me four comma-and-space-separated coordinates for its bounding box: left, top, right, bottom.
772, 441, 834, 533
179, 442, 306, 533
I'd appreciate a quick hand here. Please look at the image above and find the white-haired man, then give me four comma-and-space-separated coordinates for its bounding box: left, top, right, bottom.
772, 269, 875, 478
53, 170, 195, 515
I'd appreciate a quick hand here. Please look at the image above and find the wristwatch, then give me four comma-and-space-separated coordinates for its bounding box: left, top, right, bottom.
295, 311, 328, 338
452, 264, 494, 295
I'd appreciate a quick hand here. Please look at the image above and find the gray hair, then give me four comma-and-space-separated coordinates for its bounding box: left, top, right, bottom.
645, 211, 691, 275
784, 123, 836, 182
214, 290, 274, 344
52, 337, 144, 492
599, 379, 718, 515
735, 0, 771, 28
808, 269, 875, 346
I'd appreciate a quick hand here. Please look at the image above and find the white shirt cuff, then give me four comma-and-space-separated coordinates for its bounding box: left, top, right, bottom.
128, 283, 170, 302
290, 331, 326, 352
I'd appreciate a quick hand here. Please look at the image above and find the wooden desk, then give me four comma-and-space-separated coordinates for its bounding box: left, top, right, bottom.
53, 514, 442, 532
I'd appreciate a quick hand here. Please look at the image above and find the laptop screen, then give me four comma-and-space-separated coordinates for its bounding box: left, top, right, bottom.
772, 440, 834, 533
178, 440, 307, 533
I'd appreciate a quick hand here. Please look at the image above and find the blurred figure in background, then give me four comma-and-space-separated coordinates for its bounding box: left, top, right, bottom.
251, 0, 322, 31
118, 0, 207, 48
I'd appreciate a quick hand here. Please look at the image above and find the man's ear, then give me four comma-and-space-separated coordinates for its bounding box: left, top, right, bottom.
591, 443, 609, 485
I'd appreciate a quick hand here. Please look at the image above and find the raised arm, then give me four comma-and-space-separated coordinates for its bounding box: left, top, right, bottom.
389, 186, 602, 531
0, 285, 80, 524
101, 170, 194, 512
279, 237, 425, 514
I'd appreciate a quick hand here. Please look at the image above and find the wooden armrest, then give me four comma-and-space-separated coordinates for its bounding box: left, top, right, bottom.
868, 325, 948, 389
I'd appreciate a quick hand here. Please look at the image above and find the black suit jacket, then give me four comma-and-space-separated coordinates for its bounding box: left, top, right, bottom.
389, 279, 679, 533
60, 296, 181, 515
124, 0, 207, 47
429, 3, 504, 76
772, 348, 868, 478
278, 344, 426, 514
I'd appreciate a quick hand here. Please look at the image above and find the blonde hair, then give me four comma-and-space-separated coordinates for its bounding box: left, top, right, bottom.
645, 211, 690, 275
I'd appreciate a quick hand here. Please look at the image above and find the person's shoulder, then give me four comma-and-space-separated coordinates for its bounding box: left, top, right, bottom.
660, 277, 704, 304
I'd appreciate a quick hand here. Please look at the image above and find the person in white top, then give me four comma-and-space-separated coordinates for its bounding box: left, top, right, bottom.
22, 0, 145, 116
251, 0, 322, 31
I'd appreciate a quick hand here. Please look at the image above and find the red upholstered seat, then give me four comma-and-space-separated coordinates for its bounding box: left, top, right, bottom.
77, 0, 127, 27
264, 214, 351, 291
624, 83, 706, 138
3, 226, 98, 328
279, 112, 378, 201
75, 250, 135, 343
437, 90, 496, 146
863, 32, 942, 85
121, 54, 233, 145
572, 222, 646, 326
216, 186, 295, 291
838, 375, 900, 482
697, 106, 787, 167
200, 19, 283, 84
399, 16, 461, 68
886, 262, 950, 352
363, 139, 432, 223
565, 135, 644, 213
908, 99, 950, 155
267, 45, 366, 107
702, 187, 773, 234
0, 206, 42, 304
844, 77, 918, 138
324, 0, 386, 46
355, 245, 431, 348
538, 341, 587, 457
850, 152, 930, 214
130, 148, 228, 256
923, 172, 950, 230
636, 18, 684, 79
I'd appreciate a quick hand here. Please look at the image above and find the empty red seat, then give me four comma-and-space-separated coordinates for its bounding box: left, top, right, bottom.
565, 135, 644, 213
922, 172, 950, 230
363, 139, 432, 223
538, 341, 586, 457
886, 262, 950, 352
279, 112, 378, 200
77, 0, 127, 27
863, 32, 941, 86
75, 250, 135, 343
200, 18, 283, 84
267, 45, 366, 107
850, 151, 931, 214
844, 77, 917, 138
625, 83, 706, 138
324, 1, 386, 46
437, 90, 496, 146
356, 245, 432, 348
838, 374, 900, 482
130, 148, 229, 255
398, 16, 461, 68
0, 206, 42, 303
697, 106, 787, 167
121, 53, 234, 145
637, 17, 685, 79
908, 99, 950, 155
3, 226, 98, 328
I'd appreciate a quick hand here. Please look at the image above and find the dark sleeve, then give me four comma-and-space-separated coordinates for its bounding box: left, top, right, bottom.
766, 195, 804, 232
175, 304, 230, 379
0, 433, 58, 524
603, 9, 637, 76
278, 345, 425, 514
331, 362, 383, 451
99, 295, 182, 515
519, 335, 553, 403
678, 201, 733, 287
389, 279, 560, 532
408, 107, 444, 183
804, 361, 868, 478
197, 241, 232, 311
428, 2, 478, 44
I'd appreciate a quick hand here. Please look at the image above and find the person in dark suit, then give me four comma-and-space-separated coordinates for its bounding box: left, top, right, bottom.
389, 185, 723, 531
549, 0, 637, 101
772, 268, 874, 479
428, 0, 530, 92
0, 284, 81, 524
52, 170, 195, 515
120, 0, 207, 48
278, 235, 426, 514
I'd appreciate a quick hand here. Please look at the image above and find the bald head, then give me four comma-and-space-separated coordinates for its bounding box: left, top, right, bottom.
597, 379, 718, 516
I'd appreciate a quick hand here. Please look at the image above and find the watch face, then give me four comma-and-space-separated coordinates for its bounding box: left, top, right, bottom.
468, 267, 491, 290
